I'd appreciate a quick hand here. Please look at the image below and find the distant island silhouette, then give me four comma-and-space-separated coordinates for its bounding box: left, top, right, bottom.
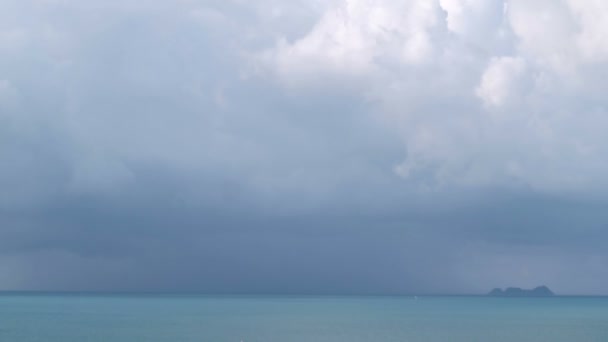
488, 286, 555, 297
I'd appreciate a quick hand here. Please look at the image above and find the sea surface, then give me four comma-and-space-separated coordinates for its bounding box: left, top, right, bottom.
0, 294, 606, 341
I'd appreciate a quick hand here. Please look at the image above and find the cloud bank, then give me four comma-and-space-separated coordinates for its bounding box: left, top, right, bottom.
0, 0, 608, 294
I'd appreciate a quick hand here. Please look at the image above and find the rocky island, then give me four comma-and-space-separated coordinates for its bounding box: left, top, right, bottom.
488, 286, 555, 297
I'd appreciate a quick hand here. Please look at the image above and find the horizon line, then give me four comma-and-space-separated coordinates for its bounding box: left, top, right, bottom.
0, 290, 606, 297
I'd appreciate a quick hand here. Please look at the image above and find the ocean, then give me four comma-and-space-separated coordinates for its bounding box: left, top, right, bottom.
0, 294, 606, 341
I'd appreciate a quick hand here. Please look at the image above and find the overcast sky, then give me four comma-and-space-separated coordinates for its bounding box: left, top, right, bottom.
1, 0, 608, 295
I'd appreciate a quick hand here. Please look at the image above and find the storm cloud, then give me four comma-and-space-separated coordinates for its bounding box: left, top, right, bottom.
1, 0, 608, 295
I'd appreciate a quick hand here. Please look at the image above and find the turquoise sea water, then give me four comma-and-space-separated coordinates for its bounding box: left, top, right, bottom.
0, 294, 606, 341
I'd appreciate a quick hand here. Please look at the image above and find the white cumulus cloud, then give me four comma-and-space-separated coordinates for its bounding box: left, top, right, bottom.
263, 0, 608, 193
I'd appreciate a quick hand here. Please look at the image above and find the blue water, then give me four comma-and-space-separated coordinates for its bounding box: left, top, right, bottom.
0, 295, 606, 341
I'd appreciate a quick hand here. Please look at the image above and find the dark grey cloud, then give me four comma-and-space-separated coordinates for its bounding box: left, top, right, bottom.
0, 0, 608, 295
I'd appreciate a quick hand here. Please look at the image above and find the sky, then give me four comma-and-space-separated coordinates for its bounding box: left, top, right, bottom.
1, 0, 608, 295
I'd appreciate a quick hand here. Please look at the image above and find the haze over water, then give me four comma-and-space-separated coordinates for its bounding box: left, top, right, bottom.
1, 294, 607, 342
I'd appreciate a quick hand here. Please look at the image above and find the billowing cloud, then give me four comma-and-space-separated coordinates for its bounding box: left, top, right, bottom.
267, 0, 608, 194
476, 56, 527, 107
0, 0, 607, 294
